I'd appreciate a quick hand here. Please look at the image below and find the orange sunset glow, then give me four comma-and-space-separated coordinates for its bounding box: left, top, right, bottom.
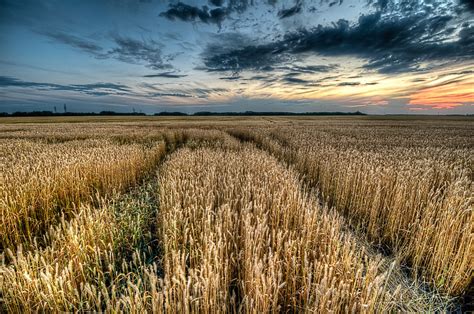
408, 78, 474, 110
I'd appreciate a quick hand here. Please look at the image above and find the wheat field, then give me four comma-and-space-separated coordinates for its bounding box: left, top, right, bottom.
0, 116, 472, 312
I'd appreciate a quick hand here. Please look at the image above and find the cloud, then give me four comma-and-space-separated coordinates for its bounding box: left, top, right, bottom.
460, 0, 474, 11
209, 0, 224, 6
160, 2, 228, 27
67, 83, 130, 95
143, 72, 187, 78
160, 0, 282, 27
226, 0, 253, 13
219, 76, 242, 80
201, 33, 292, 73
39, 31, 104, 55
0, 76, 130, 96
202, 10, 474, 74
329, 0, 343, 7
278, 64, 338, 73
246, 75, 276, 82
107, 35, 171, 70
0, 76, 59, 89
278, 2, 302, 19
282, 77, 311, 84
39, 31, 171, 70
150, 92, 193, 98
338, 82, 361, 86
140, 81, 229, 99
0, 74, 230, 102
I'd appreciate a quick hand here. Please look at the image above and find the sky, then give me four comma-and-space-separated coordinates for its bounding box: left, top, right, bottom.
0, 0, 473, 114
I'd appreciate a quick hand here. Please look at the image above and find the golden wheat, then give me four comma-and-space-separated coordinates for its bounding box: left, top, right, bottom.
157, 145, 444, 312
0, 138, 166, 250
227, 119, 473, 296
0, 118, 469, 312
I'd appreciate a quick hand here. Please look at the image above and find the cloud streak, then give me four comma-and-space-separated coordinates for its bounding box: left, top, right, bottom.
40, 31, 104, 55
143, 72, 188, 78
0, 76, 130, 96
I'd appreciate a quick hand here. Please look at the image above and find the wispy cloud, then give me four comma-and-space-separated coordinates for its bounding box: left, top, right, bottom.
40, 31, 104, 55
0, 76, 130, 96
107, 35, 171, 70
143, 72, 187, 78
39, 31, 172, 70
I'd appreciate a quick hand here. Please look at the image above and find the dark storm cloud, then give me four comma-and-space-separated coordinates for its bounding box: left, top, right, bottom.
460, 0, 474, 11
278, 2, 302, 19
209, 0, 224, 6
143, 72, 188, 78
160, 2, 228, 27
202, 33, 292, 73
160, 0, 284, 27
202, 11, 474, 74
0, 76, 130, 96
371, 0, 389, 10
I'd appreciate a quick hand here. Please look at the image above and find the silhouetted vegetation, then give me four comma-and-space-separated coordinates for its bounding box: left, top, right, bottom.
192, 111, 366, 116
0, 111, 147, 117
2, 110, 366, 117
154, 112, 188, 116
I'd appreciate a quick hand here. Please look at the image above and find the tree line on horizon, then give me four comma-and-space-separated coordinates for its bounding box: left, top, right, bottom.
0, 110, 367, 117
